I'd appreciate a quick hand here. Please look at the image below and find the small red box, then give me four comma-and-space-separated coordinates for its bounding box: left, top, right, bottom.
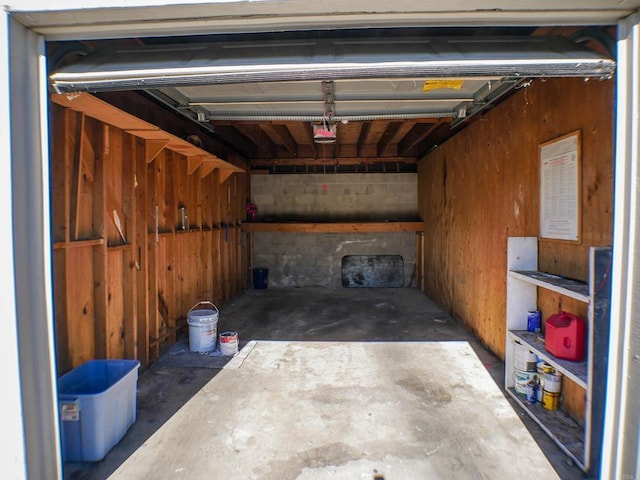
545, 312, 586, 361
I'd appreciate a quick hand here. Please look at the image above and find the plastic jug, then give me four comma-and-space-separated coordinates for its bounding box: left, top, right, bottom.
544, 312, 586, 361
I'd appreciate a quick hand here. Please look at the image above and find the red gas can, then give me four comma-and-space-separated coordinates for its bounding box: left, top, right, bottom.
545, 312, 586, 361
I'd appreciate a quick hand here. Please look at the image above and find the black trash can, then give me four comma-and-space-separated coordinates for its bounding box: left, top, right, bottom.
253, 267, 269, 289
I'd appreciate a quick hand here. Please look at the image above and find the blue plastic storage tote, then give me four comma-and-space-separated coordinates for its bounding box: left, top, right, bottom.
58, 359, 140, 462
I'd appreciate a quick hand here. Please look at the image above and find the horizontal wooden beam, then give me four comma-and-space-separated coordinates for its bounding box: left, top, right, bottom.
53, 238, 105, 250
242, 222, 424, 233
250, 156, 417, 167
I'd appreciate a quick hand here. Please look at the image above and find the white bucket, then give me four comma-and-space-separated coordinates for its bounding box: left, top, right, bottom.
514, 369, 537, 395
219, 331, 239, 356
187, 301, 219, 353
514, 342, 537, 372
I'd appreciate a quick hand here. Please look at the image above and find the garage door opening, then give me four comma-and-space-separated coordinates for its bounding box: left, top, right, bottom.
45, 25, 615, 480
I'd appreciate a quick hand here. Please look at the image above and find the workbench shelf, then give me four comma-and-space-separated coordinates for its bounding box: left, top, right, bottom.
504, 237, 611, 474
241, 221, 425, 233
508, 330, 588, 388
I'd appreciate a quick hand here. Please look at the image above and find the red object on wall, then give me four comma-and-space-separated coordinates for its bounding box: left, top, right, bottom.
246, 202, 257, 222
545, 312, 586, 361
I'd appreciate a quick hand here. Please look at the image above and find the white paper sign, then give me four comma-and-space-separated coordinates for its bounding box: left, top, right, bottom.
540, 132, 580, 241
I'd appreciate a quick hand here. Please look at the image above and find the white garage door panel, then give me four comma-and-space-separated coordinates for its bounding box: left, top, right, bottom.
50, 35, 615, 92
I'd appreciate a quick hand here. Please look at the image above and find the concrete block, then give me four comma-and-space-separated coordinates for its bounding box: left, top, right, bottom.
272, 195, 291, 206
293, 234, 317, 251
253, 194, 275, 206
362, 174, 384, 183
315, 255, 335, 267
301, 175, 323, 186
365, 184, 388, 195
304, 184, 322, 194
344, 183, 369, 195
250, 175, 268, 186
250, 184, 270, 196
253, 253, 277, 267
387, 183, 416, 195
294, 194, 317, 206
283, 184, 305, 195
336, 195, 357, 206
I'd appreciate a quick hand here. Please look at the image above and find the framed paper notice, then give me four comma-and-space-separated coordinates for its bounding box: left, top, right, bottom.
539, 131, 581, 242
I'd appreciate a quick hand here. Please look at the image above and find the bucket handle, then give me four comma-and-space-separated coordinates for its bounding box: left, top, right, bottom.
188, 301, 218, 315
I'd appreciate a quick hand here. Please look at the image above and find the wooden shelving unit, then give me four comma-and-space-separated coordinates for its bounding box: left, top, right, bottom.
505, 237, 611, 473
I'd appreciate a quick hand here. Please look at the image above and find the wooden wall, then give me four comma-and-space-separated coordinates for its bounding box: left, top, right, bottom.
418, 78, 614, 420
51, 103, 249, 374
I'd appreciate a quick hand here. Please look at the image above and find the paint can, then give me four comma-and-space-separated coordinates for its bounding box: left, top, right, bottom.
527, 310, 542, 332
187, 301, 219, 353
542, 390, 560, 411
526, 379, 540, 404
515, 342, 537, 372
543, 365, 562, 394
514, 369, 537, 396
541, 364, 561, 410
536, 362, 546, 401
219, 331, 239, 356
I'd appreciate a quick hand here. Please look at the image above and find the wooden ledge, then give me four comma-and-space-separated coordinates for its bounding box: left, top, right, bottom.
242, 222, 424, 233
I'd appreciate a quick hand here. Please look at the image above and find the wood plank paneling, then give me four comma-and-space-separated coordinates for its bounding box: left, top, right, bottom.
106, 249, 125, 358
419, 77, 613, 357
418, 77, 614, 422
66, 248, 96, 367
51, 97, 249, 371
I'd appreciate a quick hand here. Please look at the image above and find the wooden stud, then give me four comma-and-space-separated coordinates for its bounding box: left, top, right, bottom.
146, 154, 160, 361
92, 122, 108, 361
123, 133, 137, 362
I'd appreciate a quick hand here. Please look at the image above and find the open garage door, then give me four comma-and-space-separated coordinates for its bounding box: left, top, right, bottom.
48, 32, 615, 170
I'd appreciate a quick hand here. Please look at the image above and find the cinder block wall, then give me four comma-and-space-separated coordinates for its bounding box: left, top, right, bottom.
251, 173, 418, 287
253, 231, 417, 287
251, 173, 417, 221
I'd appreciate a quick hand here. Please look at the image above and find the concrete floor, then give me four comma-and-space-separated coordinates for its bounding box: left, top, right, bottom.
63, 288, 585, 480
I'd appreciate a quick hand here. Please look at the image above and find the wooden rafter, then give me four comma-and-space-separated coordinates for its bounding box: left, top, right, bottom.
145, 139, 169, 163
187, 156, 205, 175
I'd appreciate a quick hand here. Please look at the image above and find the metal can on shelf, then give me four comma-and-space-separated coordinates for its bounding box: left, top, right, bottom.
527, 310, 542, 332
542, 390, 560, 410
526, 377, 540, 404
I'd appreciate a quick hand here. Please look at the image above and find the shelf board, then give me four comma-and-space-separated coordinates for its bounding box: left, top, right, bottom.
53, 238, 105, 250
242, 221, 425, 233
509, 330, 588, 388
509, 270, 589, 303
107, 243, 132, 251
506, 387, 586, 471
